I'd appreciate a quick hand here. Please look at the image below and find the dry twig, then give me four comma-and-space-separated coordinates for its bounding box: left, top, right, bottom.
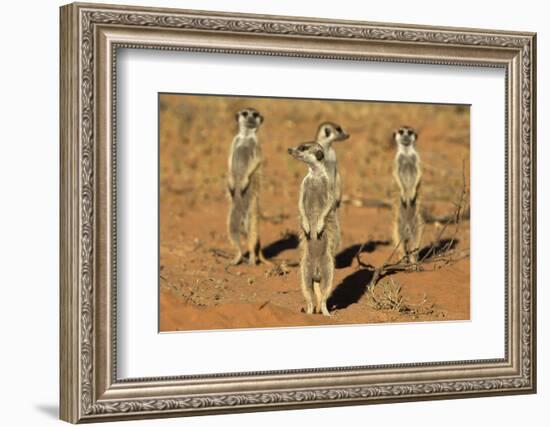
209, 247, 232, 259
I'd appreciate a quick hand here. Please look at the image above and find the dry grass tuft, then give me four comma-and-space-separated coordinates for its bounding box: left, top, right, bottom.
264, 261, 291, 278
365, 278, 435, 315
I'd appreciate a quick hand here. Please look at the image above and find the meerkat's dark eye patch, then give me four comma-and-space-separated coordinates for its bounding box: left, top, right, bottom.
298, 145, 308, 152
252, 111, 259, 118
324, 128, 332, 138
336, 126, 342, 133
398, 128, 405, 135
242, 111, 249, 117
315, 150, 324, 161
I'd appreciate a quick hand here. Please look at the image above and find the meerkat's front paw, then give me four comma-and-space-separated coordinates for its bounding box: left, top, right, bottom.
227, 177, 236, 197
315, 222, 325, 239
240, 179, 250, 195
302, 223, 311, 240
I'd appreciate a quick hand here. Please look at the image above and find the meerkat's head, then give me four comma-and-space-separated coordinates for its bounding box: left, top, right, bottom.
316, 122, 349, 146
393, 126, 417, 148
235, 107, 263, 131
287, 142, 325, 167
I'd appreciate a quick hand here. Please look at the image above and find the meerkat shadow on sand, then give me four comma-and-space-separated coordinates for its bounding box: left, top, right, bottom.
334, 240, 391, 269
262, 232, 300, 259
327, 268, 376, 311
417, 238, 460, 260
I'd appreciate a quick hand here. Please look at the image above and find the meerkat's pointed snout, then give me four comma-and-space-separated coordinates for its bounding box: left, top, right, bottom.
288, 142, 325, 164
316, 122, 350, 145
287, 146, 300, 160
236, 107, 263, 130
394, 126, 417, 147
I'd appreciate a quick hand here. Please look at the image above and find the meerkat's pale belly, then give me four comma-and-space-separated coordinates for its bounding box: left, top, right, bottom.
397, 154, 419, 192
302, 178, 328, 225
231, 144, 254, 178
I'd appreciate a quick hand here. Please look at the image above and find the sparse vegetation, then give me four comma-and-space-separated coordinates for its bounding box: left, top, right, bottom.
365, 278, 435, 316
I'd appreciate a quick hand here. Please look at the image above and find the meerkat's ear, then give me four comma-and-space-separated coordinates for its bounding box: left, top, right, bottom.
324, 127, 331, 138
392, 131, 397, 140
315, 149, 324, 161
235, 111, 240, 122
259, 114, 264, 124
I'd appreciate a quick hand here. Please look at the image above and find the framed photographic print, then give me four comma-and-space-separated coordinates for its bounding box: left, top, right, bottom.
60, 2, 537, 423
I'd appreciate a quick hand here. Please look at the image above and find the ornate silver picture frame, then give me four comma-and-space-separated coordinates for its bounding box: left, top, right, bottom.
60, 2, 536, 423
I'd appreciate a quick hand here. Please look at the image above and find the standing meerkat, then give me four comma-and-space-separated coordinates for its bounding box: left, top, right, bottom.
288, 142, 337, 316
315, 122, 349, 252
315, 122, 350, 208
392, 126, 423, 263
227, 107, 269, 266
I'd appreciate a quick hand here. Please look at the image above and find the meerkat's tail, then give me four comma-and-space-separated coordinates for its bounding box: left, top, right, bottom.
313, 282, 322, 314
257, 245, 273, 266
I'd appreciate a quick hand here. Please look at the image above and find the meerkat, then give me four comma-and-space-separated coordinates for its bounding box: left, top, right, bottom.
315, 122, 349, 252
315, 122, 349, 208
392, 126, 423, 263
227, 107, 269, 266
288, 142, 337, 316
